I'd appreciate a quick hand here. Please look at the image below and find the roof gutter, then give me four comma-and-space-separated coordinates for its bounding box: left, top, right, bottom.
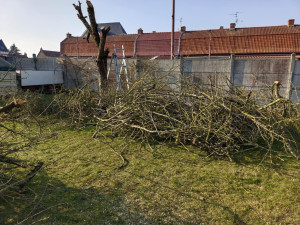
133, 34, 141, 57
177, 31, 184, 58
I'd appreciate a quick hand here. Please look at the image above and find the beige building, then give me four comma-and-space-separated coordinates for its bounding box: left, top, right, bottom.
37, 48, 60, 58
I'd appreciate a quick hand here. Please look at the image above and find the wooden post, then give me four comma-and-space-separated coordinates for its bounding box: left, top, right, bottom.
286, 53, 296, 99
171, 0, 175, 59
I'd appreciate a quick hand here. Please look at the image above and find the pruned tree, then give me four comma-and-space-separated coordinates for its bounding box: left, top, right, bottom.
73, 0, 111, 91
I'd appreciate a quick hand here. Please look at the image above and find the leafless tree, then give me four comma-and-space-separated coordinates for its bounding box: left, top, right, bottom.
73, 0, 111, 91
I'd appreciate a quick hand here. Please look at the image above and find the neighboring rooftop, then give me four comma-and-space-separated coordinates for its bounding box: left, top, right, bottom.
0, 39, 8, 52
61, 19, 300, 58
81, 22, 127, 36
136, 31, 181, 57
61, 34, 138, 57
37, 48, 61, 58
180, 22, 300, 56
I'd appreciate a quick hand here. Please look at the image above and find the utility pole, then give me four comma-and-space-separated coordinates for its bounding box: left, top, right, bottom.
171, 0, 175, 59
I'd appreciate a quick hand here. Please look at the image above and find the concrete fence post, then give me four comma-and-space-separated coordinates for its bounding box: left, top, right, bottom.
286, 53, 296, 99
135, 55, 142, 80
229, 54, 235, 87
180, 55, 184, 76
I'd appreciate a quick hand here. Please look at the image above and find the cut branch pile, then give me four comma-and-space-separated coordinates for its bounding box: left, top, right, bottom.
95, 74, 300, 160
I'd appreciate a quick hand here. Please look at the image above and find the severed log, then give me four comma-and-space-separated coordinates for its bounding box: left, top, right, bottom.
272, 80, 281, 99
0, 99, 26, 114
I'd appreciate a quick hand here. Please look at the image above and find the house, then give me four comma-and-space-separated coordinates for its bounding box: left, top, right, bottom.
0, 39, 9, 59
180, 19, 300, 58
61, 19, 300, 59
61, 33, 138, 58
135, 28, 182, 57
37, 48, 60, 58
81, 22, 127, 36
61, 22, 129, 57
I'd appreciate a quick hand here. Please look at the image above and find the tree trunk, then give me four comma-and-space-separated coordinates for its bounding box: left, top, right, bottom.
97, 27, 110, 90
73, 1, 111, 92
97, 58, 107, 90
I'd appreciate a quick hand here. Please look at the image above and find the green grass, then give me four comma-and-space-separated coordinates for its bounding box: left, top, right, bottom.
1, 121, 300, 224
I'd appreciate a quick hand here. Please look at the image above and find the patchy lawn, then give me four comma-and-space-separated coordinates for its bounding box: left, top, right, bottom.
1, 122, 299, 224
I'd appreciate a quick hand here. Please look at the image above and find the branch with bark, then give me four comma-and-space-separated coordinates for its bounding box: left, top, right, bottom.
73, 0, 111, 91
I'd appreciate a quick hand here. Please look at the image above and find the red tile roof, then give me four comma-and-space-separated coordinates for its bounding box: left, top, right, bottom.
180, 25, 300, 56
60, 24, 300, 58
136, 32, 181, 56
61, 34, 138, 57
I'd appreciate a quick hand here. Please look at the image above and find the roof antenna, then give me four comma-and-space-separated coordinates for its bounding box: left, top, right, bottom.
229, 11, 243, 25
177, 18, 183, 30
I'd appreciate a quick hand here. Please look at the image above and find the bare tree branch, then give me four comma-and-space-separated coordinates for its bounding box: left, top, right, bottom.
73, 0, 111, 90
86, 0, 100, 46
73, 1, 95, 45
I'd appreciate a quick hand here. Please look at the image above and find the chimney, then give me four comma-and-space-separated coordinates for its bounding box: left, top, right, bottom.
138, 28, 143, 35
66, 32, 72, 38
288, 19, 295, 27
152, 31, 156, 33
219, 26, 224, 30
180, 26, 186, 32
230, 23, 236, 30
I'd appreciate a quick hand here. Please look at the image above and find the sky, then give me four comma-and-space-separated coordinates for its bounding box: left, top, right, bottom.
0, 0, 300, 57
